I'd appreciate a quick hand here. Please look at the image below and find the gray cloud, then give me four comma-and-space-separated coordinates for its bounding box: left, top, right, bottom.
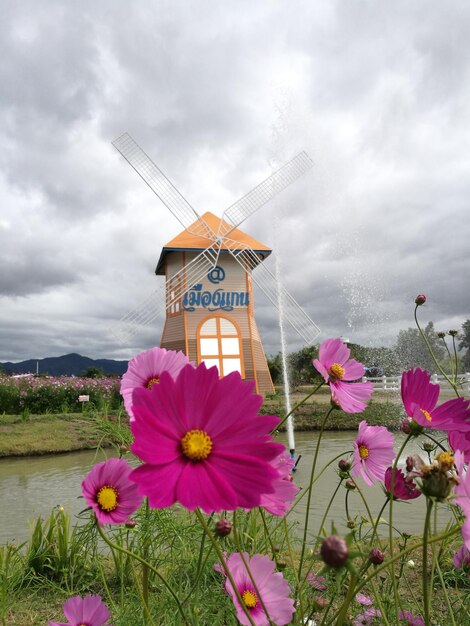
0, 0, 469, 363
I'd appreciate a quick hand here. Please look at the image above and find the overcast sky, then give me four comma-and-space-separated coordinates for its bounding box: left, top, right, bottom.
1, 0, 469, 363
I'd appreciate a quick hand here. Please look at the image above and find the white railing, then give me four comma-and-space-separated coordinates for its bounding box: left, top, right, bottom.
363, 373, 470, 393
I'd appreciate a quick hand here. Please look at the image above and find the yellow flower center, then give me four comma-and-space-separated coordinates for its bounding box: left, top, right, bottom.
358, 445, 369, 460
146, 376, 160, 389
181, 430, 213, 461
242, 589, 258, 609
436, 451, 454, 470
329, 363, 345, 380
96, 485, 119, 512
420, 408, 432, 422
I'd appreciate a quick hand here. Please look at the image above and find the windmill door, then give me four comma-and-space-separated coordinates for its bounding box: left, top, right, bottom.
197, 316, 244, 378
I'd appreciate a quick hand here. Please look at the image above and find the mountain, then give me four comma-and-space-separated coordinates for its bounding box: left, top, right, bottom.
0, 353, 129, 377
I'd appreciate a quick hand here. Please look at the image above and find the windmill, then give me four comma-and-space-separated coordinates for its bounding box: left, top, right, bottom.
112, 132, 320, 404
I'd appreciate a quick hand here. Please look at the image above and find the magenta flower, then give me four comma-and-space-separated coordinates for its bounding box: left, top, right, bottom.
120, 347, 192, 420
130, 363, 284, 513
383, 467, 421, 500
454, 450, 470, 550
398, 610, 425, 626
401, 369, 470, 432
307, 573, 327, 591
49, 595, 110, 626
453, 545, 470, 571
312, 338, 373, 413
259, 452, 299, 516
352, 421, 395, 486
449, 430, 470, 463
224, 552, 295, 626
82, 458, 143, 525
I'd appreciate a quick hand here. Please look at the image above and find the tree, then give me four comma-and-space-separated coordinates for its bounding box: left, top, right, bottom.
458, 320, 470, 371
82, 366, 105, 379
395, 321, 445, 373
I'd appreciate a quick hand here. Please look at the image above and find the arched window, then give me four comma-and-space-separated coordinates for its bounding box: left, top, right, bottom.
197, 316, 243, 377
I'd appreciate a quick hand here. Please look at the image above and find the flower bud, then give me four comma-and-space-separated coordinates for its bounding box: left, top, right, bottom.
422, 440, 435, 452
448, 329, 458, 337
125, 519, 136, 529
320, 535, 349, 568
420, 465, 454, 501
347, 519, 356, 529
437, 331, 446, 339
338, 459, 351, 472
345, 479, 356, 490
407, 559, 415, 569
369, 548, 384, 565
415, 294, 426, 305
215, 518, 232, 537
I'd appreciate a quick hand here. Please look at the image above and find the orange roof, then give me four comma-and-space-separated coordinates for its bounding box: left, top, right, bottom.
155, 212, 271, 275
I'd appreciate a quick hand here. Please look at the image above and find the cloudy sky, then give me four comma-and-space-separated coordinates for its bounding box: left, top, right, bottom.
1, 0, 469, 363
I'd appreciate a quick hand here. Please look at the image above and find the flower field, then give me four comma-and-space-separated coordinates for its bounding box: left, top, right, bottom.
0, 374, 122, 415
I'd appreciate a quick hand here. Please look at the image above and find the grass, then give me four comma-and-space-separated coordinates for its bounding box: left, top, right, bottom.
0, 413, 117, 457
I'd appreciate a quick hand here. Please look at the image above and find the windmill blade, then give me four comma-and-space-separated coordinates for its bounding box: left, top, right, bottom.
113, 133, 217, 241
226, 241, 320, 345
218, 152, 313, 239
111, 243, 220, 342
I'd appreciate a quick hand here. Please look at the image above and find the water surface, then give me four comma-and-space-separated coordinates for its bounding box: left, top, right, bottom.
0, 432, 449, 544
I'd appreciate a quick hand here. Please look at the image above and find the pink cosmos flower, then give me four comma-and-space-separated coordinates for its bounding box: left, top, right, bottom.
383, 467, 421, 500
453, 545, 470, 571
353, 608, 381, 626
49, 595, 110, 626
312, 338, 373, 413
449, 430, 470, 463
259, 452, 299, 516
130, 363, 284, 513
454, 450, 470, 550
82, 458, 143, 525
355, 593, 373, 606
224, 552, 295, 626
120, 347, 192, 420
352, 421, 395, 486
401, 369, 470, 432
307, 573, 327, 591
398, 610, 425, 626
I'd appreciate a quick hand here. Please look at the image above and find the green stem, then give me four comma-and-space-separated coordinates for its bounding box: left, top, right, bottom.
194, 509, 257, 626
232, 510, 275, 626
334, 573, 358, 626
297, 408, 334, 581
95, 520, 189, 625
435, 554, 457, 626
273, 381, 324, 434
422, 499, 433, 626
142, 498, 150, 625
388, 434, 413, 619
368, 498, 389, 546
414, 305, 460, 396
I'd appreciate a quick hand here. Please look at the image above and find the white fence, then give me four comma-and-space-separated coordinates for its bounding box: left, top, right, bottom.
364, 373, 470, 393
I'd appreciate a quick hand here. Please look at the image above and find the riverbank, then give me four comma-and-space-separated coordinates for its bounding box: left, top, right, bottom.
0, 390, 405, 457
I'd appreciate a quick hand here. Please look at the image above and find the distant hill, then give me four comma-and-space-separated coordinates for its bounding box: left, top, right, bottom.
0, 353, 129, 377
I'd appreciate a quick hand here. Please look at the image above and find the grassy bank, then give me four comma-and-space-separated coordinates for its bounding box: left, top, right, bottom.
0, 390, 406, 457
0, 412, 119, 457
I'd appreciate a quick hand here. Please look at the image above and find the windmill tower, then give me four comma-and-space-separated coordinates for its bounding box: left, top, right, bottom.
157, 211, 274, 393
112, 134, 320, 395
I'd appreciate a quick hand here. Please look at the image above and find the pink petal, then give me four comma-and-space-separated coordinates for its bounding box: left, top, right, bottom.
319, 338, 350, 368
